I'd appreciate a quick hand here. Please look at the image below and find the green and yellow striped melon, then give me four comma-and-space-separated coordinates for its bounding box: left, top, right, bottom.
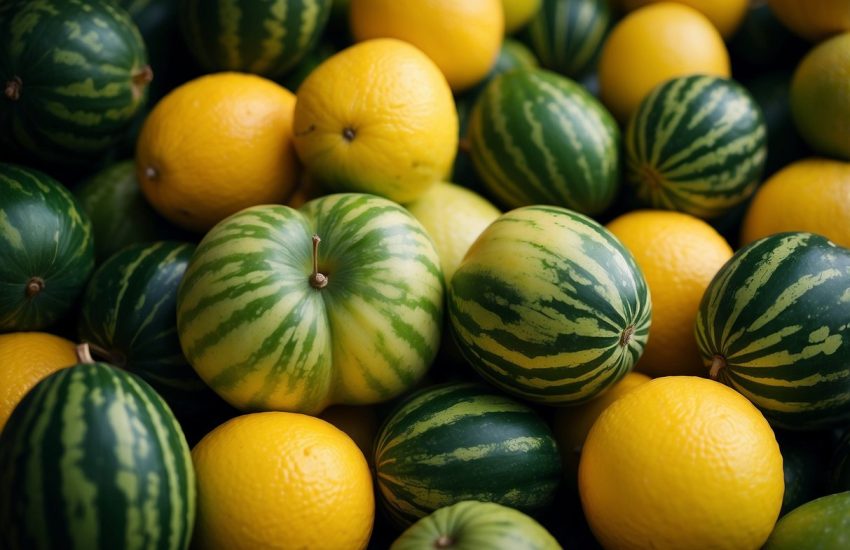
696, 232, 850, 429
448, 205, 651, 405
177, 193, 444, 415
0, 361, 195, 550
179, 0, 332, 79
625, 75, 767, 219
391, 500, 561, 550
0, 0, 151, 167
524, 0, 611, 78
375, 383, 562, 528
468, 67, 620, 215
0, 163, 94, 332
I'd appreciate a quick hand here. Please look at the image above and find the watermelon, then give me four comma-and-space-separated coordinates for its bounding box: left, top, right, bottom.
448, 205, 651, 405
0, 0, 151, 167
391, 501, 561, 550
374, 383, 562, 528
179, 0, 332, 79
696, 232, 850, 429
74, 161, 192, 263
764, 491, 850, 550
0, 163, 94, 332
524, 0, 611, 78
0, 361, 195, 550
776, 429, 831, 516
468, 67, 620, 215
828, 429, 850, 493
78, 241, 224, 421
625, 75, 767, 219
177, 193, 444, 414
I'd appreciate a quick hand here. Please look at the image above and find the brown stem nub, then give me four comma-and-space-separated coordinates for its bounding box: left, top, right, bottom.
458, 138, 471, 155
131, 65, 153, 101
619, 325, 635, 347
25, 277, 44, 298
4, 76, 22, 101
310, 234, 328, 289
342, 127, 356, 142
76, 342, 127, 367
709, 355, 727, 379
434, 535, 454, 549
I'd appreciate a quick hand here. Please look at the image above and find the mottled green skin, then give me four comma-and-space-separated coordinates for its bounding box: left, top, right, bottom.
0, 362, 195, 550
391, 501, 561, 550
0, 163, 94, 332
696, 232, 850, 429
0, 0, 150, 166
765, 492, 850, 550
449, 205, 651, 405
179, 0, 332, 78
525, 0, 611, 78
469, 68, 620, 215
625, 75, 767, 219
375, 383, 562, 528
177, 193, 444, 414
74, 160, 191, 264
78, 241, 219, 419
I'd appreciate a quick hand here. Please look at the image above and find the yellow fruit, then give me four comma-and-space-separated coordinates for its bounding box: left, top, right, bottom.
0, 332, 77, 431
741, 158, 850, 248
136, 72, 299, 233
191, 412, 374, 550
768, 0, 850, 41
405, 182, 501, 284
790, 32, 850, 161
619, 0, 748, 37
606, 210, 733, 377
318, 404, 379, 466
349, 0, 503, 92
502, 0, 542, 34
579, 376, 784, 550
293, 39, 458, 203
552, 371, 650, 487
598, 2, 730, 123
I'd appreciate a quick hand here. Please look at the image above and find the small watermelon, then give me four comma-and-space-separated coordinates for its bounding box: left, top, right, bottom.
764, 492, 850, 550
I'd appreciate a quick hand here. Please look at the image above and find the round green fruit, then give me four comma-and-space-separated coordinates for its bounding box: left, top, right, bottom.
764, 491, 850, 550
177, 193, 444, 414
448, 205, 651, 405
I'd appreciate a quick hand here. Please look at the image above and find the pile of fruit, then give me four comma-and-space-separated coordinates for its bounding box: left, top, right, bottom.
2, 0, 850, 548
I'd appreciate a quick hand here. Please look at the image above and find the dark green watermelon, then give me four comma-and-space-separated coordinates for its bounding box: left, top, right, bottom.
0, 163, 94, 332
0, 0, 151, 167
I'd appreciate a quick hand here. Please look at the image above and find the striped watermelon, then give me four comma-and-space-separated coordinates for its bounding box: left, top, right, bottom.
524, 0, 612, 78
0, 361, 195, 550
78, 241, 223, 420
625, 75, 767, 219
696, 232, 850, 429
391, 501, 561, 550
468, 67, 620, 215
74, 161, 192, 263
179, 0, 332, 79
0, 0, 151, 167
374, 383, 562, 527
0, 163, 94, 332
177, 193, 444, 414
448, 205, 651, 405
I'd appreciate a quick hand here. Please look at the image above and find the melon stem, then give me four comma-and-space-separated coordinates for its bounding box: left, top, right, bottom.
310, 234, 328, 289
76, 342, 127, 367
25, 277, 44, 298
709, 354, 727, 379
434, 535, 454, 548
4, 76, 22, 101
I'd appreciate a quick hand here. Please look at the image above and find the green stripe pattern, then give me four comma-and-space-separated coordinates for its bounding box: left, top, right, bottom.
179, 0, 332, 79
696, 232, 850, 429
0, 163, 94, 332
0, 0, 150, 166
448, 205, 651, 405
625, 75, 767, 219
375, 383, 561, 528
0, 362, 195, 550
177, 193, 444, 415
391, 500, 561, 550
525, 0, 611, 78
468, 67, 620, 215
79, 241, 222, 419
